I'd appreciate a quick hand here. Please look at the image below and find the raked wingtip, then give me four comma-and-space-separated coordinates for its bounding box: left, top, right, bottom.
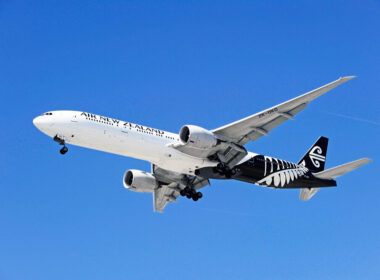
340, 75, 357, 81
362, 158, 372, 164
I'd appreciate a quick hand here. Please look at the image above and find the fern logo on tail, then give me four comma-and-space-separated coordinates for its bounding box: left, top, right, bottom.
309, 146, 325, 168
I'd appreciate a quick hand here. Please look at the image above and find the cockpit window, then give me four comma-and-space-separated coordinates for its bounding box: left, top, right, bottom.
41, 112, 53, 116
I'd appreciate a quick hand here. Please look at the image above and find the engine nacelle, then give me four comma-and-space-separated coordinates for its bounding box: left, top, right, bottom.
179, 125, 218, 149
123, 169, 157, 193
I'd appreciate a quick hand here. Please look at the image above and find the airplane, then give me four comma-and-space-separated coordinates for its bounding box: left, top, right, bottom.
33, 76, 371, 212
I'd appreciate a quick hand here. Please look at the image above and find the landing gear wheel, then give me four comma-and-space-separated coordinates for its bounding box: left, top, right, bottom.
60, 146, 68, 155
182, 186, 203, 201
191, 192, 202, 201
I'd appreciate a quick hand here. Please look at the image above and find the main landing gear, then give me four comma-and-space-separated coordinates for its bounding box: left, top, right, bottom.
54, 135, 68, 155
215, 162, 236, 178
180, 186, 203, 201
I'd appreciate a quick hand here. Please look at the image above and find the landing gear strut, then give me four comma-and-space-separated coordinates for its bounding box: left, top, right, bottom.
54, 135, 68, 155
180, 186, 202, 201
216, 163, 236, 178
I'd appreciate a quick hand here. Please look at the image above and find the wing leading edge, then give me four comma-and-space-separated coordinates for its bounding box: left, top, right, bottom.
212, 76, 356, 145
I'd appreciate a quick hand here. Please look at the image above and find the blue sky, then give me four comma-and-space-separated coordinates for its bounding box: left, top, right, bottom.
1, 1, 380, 279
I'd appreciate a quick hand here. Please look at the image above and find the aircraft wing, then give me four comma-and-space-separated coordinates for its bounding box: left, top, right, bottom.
212, 76, 356, 146
151, 164, 210, 212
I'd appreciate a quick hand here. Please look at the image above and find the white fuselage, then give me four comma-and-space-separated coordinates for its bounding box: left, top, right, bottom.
33, 111, 221, 175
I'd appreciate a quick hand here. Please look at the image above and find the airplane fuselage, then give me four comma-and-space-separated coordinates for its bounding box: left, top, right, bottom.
32, 77, 371, 212
33, 110, 336, 189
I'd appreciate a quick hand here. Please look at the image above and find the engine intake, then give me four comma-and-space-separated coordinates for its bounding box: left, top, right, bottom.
179, 125, 218, 149
123, 169, 157, 193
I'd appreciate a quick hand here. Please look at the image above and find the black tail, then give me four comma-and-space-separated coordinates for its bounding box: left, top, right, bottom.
298, 137, 328, 172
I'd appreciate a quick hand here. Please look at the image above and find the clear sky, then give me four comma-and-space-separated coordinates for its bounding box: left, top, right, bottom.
1, 1, 379, 279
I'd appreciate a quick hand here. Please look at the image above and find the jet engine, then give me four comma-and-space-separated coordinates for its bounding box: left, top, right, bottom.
179, 125, 218, 149
123, 169, 158, 193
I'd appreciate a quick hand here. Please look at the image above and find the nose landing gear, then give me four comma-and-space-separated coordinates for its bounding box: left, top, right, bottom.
180, 186, 203, 202
54, 135, 68, 155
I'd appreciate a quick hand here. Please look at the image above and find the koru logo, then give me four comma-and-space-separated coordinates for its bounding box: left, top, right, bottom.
309, 146, 325, 168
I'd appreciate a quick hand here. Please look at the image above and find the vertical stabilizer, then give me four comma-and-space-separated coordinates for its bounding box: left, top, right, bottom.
298, 136, 328, 172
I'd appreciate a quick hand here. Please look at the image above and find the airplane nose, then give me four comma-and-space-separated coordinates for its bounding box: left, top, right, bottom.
33, 116, 41, 127
33, 115, 54, 131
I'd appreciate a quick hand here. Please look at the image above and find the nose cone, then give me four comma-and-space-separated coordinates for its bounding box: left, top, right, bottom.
33, 116, 42, 128
32, 116, 40, 127
33, 115, 54, 132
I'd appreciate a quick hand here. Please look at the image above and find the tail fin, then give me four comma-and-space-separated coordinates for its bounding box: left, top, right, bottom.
298, 136, 328, 172
298, 136, 328, 201
314, 158, 371, 179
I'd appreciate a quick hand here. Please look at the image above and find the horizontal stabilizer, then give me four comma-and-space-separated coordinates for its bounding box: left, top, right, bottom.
300, 188, 320, 200
313, 158, 371, 179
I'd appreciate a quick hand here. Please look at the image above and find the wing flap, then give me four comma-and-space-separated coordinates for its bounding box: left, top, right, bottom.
151, 164, 210, 212
170, 143, 221, 158
153, 183, 180, 213
241, 103, 308, 143
170, 141, 247, 168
